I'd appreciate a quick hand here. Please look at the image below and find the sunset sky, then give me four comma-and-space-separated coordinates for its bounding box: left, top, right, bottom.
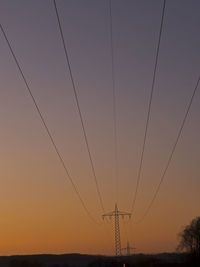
0, 0, 200, 256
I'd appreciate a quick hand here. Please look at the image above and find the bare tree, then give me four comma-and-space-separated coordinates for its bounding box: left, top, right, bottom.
177, 216, 200, 257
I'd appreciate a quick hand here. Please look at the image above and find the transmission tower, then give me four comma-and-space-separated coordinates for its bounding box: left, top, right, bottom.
102, 203, 131, 256
121, 241, 136, 256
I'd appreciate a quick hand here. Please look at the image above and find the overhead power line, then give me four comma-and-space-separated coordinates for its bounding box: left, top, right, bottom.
0, 23, 99, 224
131, 0, 166, 213
109, 0, 119, 203
53, 0, 104, 213
135, 74, 200, 224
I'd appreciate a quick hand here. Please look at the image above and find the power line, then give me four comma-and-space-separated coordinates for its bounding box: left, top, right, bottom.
109, 0, 119, 203
53, 0, 104, 213
131, 0, 166, 213
0, 23, 99, 225
135, 74, 200, 224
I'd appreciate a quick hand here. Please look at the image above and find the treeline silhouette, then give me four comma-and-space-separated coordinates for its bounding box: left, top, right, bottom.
8, 254, 200, 267
9, 259, 69, 267
88, 254, 200, 267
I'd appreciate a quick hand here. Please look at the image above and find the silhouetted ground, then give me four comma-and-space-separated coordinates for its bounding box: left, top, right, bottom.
0, 253, 199, 267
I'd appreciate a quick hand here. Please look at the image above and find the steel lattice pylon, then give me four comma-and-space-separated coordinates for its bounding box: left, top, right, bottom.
102, 204, 131, 256
121, 241, 136, 256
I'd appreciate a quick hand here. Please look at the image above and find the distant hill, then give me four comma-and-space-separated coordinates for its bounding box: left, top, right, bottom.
0, 252, 195, 267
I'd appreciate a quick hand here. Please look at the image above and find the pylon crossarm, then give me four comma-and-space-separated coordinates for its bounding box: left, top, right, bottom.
117, 211, 131, 216
102, 211, 115, 217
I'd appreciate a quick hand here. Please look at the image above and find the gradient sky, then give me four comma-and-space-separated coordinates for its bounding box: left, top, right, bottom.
0, 0, 200, 256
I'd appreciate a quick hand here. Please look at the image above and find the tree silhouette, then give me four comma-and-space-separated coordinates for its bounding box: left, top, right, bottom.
177, 216, 200, 257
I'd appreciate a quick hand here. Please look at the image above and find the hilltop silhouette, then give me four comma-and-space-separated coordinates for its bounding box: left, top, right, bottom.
0, 252, 198, 267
